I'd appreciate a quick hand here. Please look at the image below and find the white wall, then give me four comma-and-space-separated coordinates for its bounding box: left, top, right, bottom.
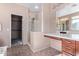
0, 4, 29, 47
42, 4, 56, 33
42, 4, 51, 33
28, 11, 42, 32
41, 4, 62, 51
34, 12, 42, 32
0, 4, 11, 47
47, 4, 62, 51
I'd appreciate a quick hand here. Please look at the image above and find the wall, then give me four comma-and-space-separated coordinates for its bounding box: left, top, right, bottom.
42, 4, 51, 33
49, 4, 62, 51
34, 12, 42, 32
41, 4, 54, 50
28, 11, 42, 32
0, 4, 29, 47
41, 4, 62, 51
42, 4, 56, 33
0, 4, 11, 47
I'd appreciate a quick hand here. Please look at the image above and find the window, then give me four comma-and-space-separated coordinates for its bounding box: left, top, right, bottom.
71, 16, 79, 30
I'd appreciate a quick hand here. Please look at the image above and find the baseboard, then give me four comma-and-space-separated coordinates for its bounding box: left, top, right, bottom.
27, 42, 31, 47
27, 42, 35, 52
27, 42, 50, 53
31, 46, 50, 53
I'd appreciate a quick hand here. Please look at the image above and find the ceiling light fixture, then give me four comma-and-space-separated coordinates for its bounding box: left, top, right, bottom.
35, 5, 39, 9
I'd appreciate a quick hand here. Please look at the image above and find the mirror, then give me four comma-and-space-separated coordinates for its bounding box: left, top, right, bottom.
56, 12, 79, 33
56, 17, 69, 32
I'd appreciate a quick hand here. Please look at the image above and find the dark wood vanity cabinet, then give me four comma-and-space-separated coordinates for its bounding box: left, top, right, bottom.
62, 39, 76, 56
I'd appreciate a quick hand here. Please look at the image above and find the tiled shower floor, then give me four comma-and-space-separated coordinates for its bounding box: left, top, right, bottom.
7, 45, 60, 56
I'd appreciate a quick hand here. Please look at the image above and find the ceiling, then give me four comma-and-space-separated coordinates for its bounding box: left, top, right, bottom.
18, 3, 65, 12
19, 3, 41, 12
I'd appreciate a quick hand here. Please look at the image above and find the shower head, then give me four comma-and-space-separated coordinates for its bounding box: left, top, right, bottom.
32, 17, 35, 21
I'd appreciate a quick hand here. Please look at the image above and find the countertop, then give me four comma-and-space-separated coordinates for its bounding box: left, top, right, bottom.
44, 33, 79, 41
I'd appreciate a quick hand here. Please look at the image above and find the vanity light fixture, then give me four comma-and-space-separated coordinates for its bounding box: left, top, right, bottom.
60, 18, 69, 21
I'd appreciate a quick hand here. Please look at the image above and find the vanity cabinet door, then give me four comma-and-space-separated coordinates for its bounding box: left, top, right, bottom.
62, 39, 75, 48
76, 41, 79, 56
62, 51, 73, 56
62, 39, 76, 56
62, 47, 75, 55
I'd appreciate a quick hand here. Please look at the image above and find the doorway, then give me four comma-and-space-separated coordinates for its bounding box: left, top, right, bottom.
11, 14, 23, 46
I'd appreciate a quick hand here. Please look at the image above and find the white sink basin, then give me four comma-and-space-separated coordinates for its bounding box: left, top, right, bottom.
0, 46, 7, 56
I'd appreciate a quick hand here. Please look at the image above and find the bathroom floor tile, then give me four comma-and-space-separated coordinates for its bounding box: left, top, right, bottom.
7, 45, 60, 56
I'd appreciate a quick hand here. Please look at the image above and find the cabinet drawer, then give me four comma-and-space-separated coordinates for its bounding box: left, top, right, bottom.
76, 41, 79, 54
63, 47, 75, 55
62, 39, 75, 48
62, 51, 73, 56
